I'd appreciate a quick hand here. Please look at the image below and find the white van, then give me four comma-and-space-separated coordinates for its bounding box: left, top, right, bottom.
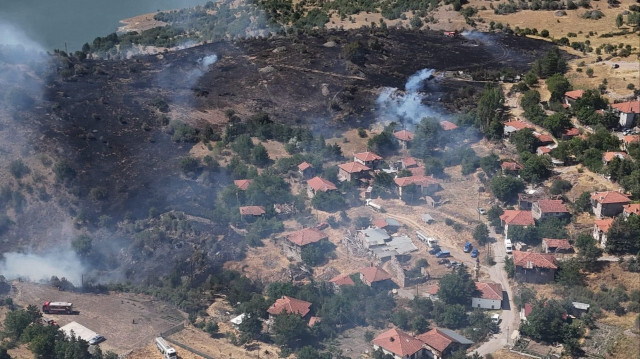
505, 239, 513, 254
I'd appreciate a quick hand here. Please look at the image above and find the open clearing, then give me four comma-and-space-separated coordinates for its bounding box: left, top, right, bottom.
12, 282, 186, 354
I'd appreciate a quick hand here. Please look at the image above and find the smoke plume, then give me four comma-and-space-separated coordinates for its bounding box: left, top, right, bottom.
0, 250, 85, 286
376, 68, 446, 125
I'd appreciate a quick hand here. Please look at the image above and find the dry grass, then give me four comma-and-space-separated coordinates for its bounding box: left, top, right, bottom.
490, 348, 536, 359
605, 329, 640, 359
585, 262, 640, 292
253, 138, 289, 161
560, 165, 622, 202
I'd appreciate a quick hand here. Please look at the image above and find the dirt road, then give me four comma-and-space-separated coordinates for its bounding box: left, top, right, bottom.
383, 212, 518, 356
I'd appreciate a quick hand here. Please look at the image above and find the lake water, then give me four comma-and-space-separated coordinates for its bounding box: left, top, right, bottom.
0, 0, 210, 51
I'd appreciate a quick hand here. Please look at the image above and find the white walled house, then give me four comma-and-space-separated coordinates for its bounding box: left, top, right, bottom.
612, 100, 639, 128
472, 282, 503, 310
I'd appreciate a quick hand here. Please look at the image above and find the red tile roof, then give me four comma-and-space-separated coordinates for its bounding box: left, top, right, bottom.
233, 179, 253, 191
267, 296, 312, 317
537, 146, 552, 154
612, 100, 640, 114
623, 135, 640, 144
564, 90, 584, 100
372, 328, 425, 357
535, 133, 555, 143
354, 151, 382, 162
308, 316, 321, 326
591, 191, 631, 204
329, 274, 355, 286
374, 218, 389, 229
239, 206, 265, 216
416, 329, 453, 353
475, 282, 503, 301
287, 227, 328, 246
338, 161, 370, 173
307, 176, 337, 192
594, 218, 614, 232
359, 266, 392, 283
425, 283, 440, 295
602, 152, 631, 162
500, 210, 535, 226
624, 203, 640, 215
543, 238, 572, 250
298, 161, 312, 171
537, 199, 569, 213
394, 175, 439, 187
501, 161, 523, 171
394, 130, 415, 142
504, 120, 533, 131
513, 251, 558, 269
563, 128, 580, 137
523, 303, 533, 318
409, 166, 426, 176
402, 157, 418, 168
439, 120, 459, 131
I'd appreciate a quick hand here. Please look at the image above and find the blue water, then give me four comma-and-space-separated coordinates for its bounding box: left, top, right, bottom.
0, 0, 210, 51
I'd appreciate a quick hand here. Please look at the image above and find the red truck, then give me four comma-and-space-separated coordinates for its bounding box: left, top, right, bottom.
42, 301, 73, 314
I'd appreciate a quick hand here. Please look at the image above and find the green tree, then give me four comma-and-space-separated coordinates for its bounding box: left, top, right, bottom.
585, 68, 594, 78
520, 155, 552, 183
543, 113, 571, 137
490, 175, 525, 203
556, 258, 584, 286
474, 85, 505, 136
437, 266, 477, 306
4, 306, 41, 340
72, 234, 92, 257
505, 256, 515, 278
575, 234, 602, 271
480, 153, 500, 176
411, 118, 443, 158
573, 191, 593, 213
616, 13, 623, 28
520, 299, 570, 343
250, 144, 271, 167
550, 179, 572, 195
473, 223, 490, 245
272, 313, 309, 349
487, 205, 504, 229
606, 215, 640, 254
510, 128, 539, 153
545, 74, 571, 103
311, 190, 346, 212
400, 183, 421, 204
367, 125, 399, 156
301, 241, 334, 266
238, 314, 263, 340
424, 157, 445, 177
523, 71, 538, 87
9, 159, 30, 179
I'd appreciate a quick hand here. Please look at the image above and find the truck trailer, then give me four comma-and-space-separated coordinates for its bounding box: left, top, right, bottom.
155, 337, 177, 359
42, 301, 73, 314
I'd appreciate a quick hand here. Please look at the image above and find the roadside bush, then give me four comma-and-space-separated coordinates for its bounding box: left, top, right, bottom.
171, 121, 198, 142
9, 160, 30, 179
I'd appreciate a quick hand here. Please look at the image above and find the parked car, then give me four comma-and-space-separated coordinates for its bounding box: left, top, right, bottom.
464, 242, 472, 253
89, 335, 105, 345
491, 313, 500, 324
429, 246, 441, 255
437, 258, 450, 265
471, 248, 479, 258
435, 250, 451, 258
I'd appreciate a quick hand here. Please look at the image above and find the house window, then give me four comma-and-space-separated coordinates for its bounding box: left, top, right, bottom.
477, 304, 480, 308
492, 305, 495, 309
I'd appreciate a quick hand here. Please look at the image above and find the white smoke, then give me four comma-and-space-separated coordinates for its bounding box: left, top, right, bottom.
0, 22, 44, 52
199, 54, 218, 69
0, 250, 85, 286
461, 31, 494, 46
376, 68, 445, 125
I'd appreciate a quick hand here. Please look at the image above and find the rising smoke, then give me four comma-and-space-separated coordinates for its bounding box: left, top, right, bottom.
376, 68, 447, 126
0, 250, 85, 286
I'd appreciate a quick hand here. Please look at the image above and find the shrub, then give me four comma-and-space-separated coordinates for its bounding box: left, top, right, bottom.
9, 160, 30, 179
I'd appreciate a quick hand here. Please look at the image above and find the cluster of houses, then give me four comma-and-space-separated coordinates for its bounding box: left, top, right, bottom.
563, 90, 640, 129
371, 327, 473, 359
591, 191, 640, 247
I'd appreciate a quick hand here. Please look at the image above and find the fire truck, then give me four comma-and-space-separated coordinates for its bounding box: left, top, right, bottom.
42, 301, 73, 314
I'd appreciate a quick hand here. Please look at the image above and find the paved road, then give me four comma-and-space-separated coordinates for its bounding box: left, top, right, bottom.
384, 213, 518, 356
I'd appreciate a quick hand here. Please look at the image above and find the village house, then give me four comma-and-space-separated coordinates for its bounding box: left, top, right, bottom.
623, 203, 640, 218
425, 283, 440, 301
239, 206, 265, 220
611, 99, 640, 128
520, 303, 533, 322
328, 273, 354, 292
400, 157, 419, 169
622, 134, 640, 152
503, 119, 533, 136
354, 151, 383, 169
371, 235, 419, 262
338, 161, 371, 182
267, 296, 311, 320
536, 146, 553, 156
563, 90, 584, 107
513, 251, 558, 283
472, 282, 503, 310
277, 227, 329, 260
233, 179, 253, 191
499, 210, 535, 240
591, 191, 631, 218
394, 130, 415, 150
532, 199, 569, 220
561, 127, 580, 140
359, 266, 394, 289
534, 133, 554, 145
571, 302, 590, 318
417, 328, 473, 359
371, 328, 427, 359
602, 151, 631, 164
501, 161, 523, 174
298, 161, 314, 179
374, 218, 402, 233
593, 218, 614, 247
394, 175, 440, 197
439, 121, 459, 131
308, 316, 321, 327
306, 176, 337, 198
542, 238, 572, 253
359, 227, 391, 248
518, 190, 546, 210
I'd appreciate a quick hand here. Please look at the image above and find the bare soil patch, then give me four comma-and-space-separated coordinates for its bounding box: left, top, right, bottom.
12, 282, 186, 354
